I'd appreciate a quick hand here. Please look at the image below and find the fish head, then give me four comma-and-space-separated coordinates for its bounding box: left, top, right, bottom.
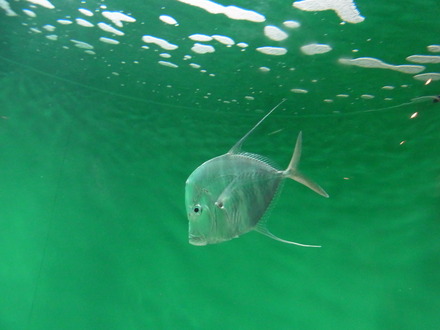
185, 169, 235, 246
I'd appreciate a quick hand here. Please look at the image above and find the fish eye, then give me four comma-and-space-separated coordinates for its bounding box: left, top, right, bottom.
193, 204, 202, 215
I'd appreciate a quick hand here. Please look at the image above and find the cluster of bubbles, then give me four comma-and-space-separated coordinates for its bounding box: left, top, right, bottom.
1, 0, 439, 111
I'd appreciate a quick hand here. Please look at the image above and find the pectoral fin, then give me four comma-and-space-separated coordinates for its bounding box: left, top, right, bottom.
215, 177, 238, 209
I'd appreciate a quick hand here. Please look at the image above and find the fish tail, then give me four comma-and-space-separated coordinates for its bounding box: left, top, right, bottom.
283, 131, 329, 198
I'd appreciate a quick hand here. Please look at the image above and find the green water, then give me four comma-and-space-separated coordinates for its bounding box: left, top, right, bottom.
1, 0, 440, 329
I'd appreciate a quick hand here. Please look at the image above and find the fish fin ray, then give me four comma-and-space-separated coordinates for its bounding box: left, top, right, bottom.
228, 99, 287, 154
254, 222, 321, 248
284, 131, 329, 198
237, 152, 281, 170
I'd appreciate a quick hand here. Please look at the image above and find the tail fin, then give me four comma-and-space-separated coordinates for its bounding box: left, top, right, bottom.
284, 131, 329, 198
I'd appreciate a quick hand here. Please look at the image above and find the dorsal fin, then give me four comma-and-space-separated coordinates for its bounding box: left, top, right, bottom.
228, 99, 287, 154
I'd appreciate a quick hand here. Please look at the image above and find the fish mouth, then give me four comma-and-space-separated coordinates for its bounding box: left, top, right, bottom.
189, 235, 207, 246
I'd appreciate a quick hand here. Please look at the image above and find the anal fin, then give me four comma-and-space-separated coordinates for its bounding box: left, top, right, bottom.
254, 222, 321, 248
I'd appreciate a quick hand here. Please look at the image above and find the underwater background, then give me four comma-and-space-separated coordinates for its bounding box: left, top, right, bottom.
1, 0, 440, 329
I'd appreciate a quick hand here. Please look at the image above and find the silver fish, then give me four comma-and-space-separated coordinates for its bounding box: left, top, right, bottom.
185, 100, 329, 247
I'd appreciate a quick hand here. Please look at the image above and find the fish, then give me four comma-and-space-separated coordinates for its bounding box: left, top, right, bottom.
185, 100, 329, 247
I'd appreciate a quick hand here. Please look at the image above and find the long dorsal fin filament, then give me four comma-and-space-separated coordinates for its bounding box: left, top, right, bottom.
228, 99, 287, 154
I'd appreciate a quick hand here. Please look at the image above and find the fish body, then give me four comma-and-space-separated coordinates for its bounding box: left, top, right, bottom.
186, 152, 283, 246
185, 100, 329, 247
